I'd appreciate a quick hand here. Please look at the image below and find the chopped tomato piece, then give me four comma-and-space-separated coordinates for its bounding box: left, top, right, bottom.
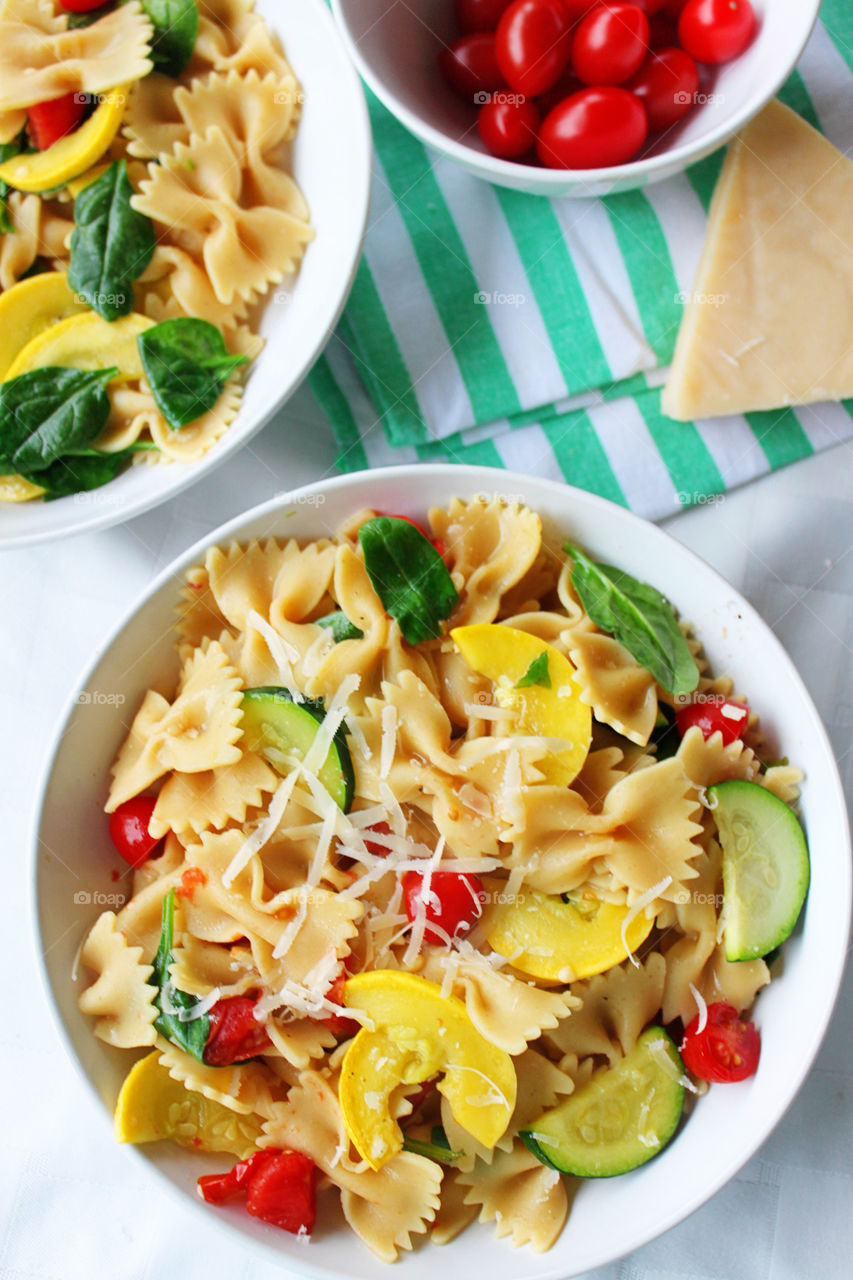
177, 867, 207, 900
197, 1150, 278, 1204
27, 93, 87, 151
675, 695, 750, 745
203, 995, 272, 1066
108, 797, 160, 868
402, 870, 485, 945
681, 1001, 761, 1082
246, 1150, 318, 1233
364, 820, 393, 855
319, 966, 360, 1039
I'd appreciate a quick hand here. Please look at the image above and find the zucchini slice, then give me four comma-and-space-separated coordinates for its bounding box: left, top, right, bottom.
521, 1027, 684, 1177
241, 686, 354, 810
711, 779, 810, 961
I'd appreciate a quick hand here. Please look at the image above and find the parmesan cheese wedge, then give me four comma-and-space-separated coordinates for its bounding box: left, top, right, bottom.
663, 99, 853, 421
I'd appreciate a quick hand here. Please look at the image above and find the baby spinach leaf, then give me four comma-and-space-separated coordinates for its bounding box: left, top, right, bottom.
0, 366, 117, 472
402, 1131, 462, 1164
565, 543, 699, 698
0, 134, 24, 235
151, 888, 209, 1062
316, 610, 364, 642
515, 651, 551, 689
358, 516, 459, 646
68, 160, 156, 321
138, 317, 248, 430
141, 0, 199, 77
23, 448, 137, 500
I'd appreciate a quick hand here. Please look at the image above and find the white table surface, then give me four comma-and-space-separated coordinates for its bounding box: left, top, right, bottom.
1, 399, 851, 1280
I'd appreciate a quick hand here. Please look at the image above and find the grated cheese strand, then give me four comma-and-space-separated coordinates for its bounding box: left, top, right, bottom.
303, 673, 360, 775
689, 982, 708, 1033
223, 767, 301, 887
379, 704, 398, 779
620, 876, 673, 968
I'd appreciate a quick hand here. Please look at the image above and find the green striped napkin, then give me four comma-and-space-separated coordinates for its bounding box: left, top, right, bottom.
299, 0, 853, 519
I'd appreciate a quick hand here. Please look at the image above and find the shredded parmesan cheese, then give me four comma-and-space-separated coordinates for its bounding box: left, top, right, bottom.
689, 982, 708, 1033
223, 767, 301, 886
379, 704, 398, 779
620, 876, 673, 967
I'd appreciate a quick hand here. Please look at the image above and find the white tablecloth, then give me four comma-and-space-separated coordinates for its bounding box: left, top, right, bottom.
1, 402, 851, 1280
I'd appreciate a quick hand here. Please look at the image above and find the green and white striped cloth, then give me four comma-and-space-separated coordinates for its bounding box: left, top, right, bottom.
292, 1, 853, 519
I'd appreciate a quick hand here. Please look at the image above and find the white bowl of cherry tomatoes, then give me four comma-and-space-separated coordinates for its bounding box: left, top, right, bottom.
330, 0, 821, 196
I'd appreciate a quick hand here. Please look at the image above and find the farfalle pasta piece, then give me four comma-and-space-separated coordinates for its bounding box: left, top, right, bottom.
106, 689, 173, 811
430, 1168, 479, 1246
266, 1014, 336, 1070
250, 888, 361, 989
169, 934, 257, 998
0, 1, 153, 111
77, 911, 158, 1048
566, 617, 659, 747
0, 192, 41, 290
261, 1071, 442, 1262
157, 1039, 278, 1117
429, 497, 542, 626
676, 724, 760, 788
148, 378, 243, 462
132, 127, 313, 305
457, 1143, 568, 1253
190, 1, 299, 94
150, 640, 244, 774
141, 245, 253, 330
123, 71, 186, 158
206, 537, 297, 632
760, 762, 803, 805
546, 953, 667, 1068
175, 563, 234, 655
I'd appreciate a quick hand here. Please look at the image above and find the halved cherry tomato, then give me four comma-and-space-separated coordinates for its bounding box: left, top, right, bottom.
537, 87, 647, 169
627, 47, 699, 131
319, 966, 360, 1039
571, 3, 650, 87
681, 1001, 761, 1082
675, 695, 750, 746
27, 94, 87, 151
402, 870, 485, 945
203, 996, 272, 1066
108, 797, 160, 868
478, 96, 540, 158
495, 0, 573, 98
455, 0, 514, 33
199, 1149, 318, 1234
438, 34, 506, 101
678, 0, 755, 65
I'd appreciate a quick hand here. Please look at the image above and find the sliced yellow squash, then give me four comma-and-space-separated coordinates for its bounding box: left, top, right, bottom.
486, 888, 655, 982
341, 970, 516, 1170
0, 273, 88, 380
114, 1051, 263, 1158
6, 310, 153, 381
0, 87, 129, 194
451, 624, 592, 785
0, 474, 45, 502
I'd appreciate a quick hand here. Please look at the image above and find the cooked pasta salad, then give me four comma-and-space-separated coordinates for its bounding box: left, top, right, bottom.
76, 498, 809, 1260
0, 0, 311, 502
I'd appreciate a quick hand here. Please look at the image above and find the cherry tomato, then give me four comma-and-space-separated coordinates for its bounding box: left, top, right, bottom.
495, 0, 573, 98
203, 995, 272, 1066
560, 0, 598, 18
571, 2, 649, 87
537, 87, 647, 169
455, 0, 514, 33
60, 0, 108, 10
198, 1151, 279, 1204
674, 695, 750, 745
630, 0, 667, 13
108, 797, 160, 868
27, 93, 86, 151
681, 1001, 761, 1083
319, 965, 360, 1039
402, 870, 485, 945
627, 47, 699, 131
245, 1150, 318, 1234
438, 33, 506, 100
478, 96, 540, 158
678, 0, 755, 65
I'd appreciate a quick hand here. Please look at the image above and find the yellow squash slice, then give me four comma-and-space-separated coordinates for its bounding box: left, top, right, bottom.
0, 273, 88, 380
451, 624, 592, 785
115, 1051, 263, 1159
486, 889, 655, 982
6, 309, 153, 380
0, 474, 45, 501
0, 87, 128, 194
340, 970, 516, 1170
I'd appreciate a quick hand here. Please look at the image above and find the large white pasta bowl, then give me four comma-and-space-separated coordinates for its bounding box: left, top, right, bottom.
0, 0, 371, 549
34, 466, 851, 1277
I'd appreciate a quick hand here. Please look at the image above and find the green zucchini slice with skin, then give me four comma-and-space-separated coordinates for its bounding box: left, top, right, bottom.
240, 686, 355, 811
711, 778, 810, 962
520, 1027, 685, 1177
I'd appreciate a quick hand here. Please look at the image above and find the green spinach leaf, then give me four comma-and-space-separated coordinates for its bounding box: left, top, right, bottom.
23, 448, 138, 500
316, 610, 364, 643
565, 543, 699, 698
0, 134, 24, 235
151, 888, 209, 1062
68, 160, 156, 321
138, 317, 247, 429
514, 651, 551, 689
0, 366, 117, 472
358, 516, 459, 646
141, 0, 199, 77
402, 1126, 462, 1164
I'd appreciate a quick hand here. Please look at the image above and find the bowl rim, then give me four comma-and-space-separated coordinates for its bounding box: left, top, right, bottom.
31, 463, 853, 1278
330, 0, 822, 189
0, 0, 373, 551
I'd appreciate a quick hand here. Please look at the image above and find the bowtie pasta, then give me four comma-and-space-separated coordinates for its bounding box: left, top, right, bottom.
0, 0, 311, 502
76, 497, 809, 1261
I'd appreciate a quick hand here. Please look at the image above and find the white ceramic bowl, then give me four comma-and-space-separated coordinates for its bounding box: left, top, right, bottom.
331, 0, 820, 197
0, 0, 371, 549
34, 465, 851, 1278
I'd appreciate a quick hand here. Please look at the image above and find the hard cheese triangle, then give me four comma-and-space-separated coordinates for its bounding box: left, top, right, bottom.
662, 99, 853, 421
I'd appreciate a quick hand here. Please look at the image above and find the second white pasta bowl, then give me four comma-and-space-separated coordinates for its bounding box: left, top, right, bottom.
34, 465, 851, 1277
